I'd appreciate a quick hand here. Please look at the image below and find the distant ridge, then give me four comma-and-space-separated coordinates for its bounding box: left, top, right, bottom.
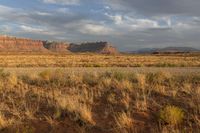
0, 35, 118, 54
131, 47, 200, 54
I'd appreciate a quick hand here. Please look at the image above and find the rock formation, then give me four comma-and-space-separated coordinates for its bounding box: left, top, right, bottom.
43, 41, 70, 52
0, 35, 47, 52
69, 42, 118, 54
0, 35, 119, 54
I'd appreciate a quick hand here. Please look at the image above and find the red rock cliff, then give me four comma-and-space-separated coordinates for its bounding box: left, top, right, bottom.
0, 36, 119, 54
0, 36, 47, 52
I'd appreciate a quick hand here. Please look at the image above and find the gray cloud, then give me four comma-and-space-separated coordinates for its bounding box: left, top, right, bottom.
41, 0, 80, 5
104, 0, 200, 16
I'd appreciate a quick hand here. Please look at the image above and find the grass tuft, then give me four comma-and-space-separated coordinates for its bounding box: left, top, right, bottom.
159, 105, 185, 126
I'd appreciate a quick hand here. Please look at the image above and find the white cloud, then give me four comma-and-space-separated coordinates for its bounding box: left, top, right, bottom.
125, 17, 159, 29
79, 23, 114, 35
105, 13, 123, 24
35, 11, 51, 16
42, 0, 80, 5
106, 13, 160, 30
0, 5, 14, 12
20, 25, 57, 35
0, 5, 15, 18
20, 25, 43, 32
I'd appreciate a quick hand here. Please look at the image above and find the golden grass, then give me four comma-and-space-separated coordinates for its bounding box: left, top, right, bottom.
0, 68, 199, 132
0, 53, 199, 67
159, 106, 185, 126
115, 112, 133, 130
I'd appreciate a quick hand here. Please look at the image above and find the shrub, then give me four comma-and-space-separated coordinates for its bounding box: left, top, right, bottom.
56, 95, 95, 125
7, 74, 18, 87
146, 71, 171, 86
83, 73, 98, 87
0, 69, 10, 79
112, 80, 133, 91
112, 71, 127, 81
159, 105, 184, 125
99, 77, 112, 89
38, 70, 52, 81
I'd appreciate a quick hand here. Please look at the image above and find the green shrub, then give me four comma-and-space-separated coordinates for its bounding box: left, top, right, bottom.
159, 105, 184, 125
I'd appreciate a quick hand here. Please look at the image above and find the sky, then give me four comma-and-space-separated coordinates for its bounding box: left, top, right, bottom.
0, 0, 200, 51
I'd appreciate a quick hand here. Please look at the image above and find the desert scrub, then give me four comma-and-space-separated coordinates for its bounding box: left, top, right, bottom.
112, 71, 128, 81
111, 79, 133, 91
0, 68, 199, 132
38, 70, 52, 81
99, 77, 112, 89
82, 73, 99, 87
159, 105, 185, 126
55, 95, 95, 126
146, 71, 171, 86
0, 69, 10, 79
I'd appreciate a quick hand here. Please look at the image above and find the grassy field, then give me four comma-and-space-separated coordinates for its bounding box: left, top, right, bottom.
0, 68, 199, 133
0, 53, 199, 67
0, 53, 199, 133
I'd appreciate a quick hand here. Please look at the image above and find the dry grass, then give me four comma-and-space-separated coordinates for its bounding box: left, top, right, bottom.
114, 112, 133, 132
0, 68, 199, 132
0, 53, 199, 67
0, 113, 13, 130
159, 105, 185, 126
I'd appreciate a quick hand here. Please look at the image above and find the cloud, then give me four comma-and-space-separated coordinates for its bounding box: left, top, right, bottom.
0, 5, 14, 13
20, 25, 55, 35
42, 0, 80, 5
79, 23, 115, 35
35, 11, 52, 16
1, 1, 200, 51
105, 13, 165, 31
104, 0, 200, 16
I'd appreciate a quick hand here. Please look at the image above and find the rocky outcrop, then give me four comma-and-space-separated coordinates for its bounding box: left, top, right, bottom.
69, 42, 118, 54
43, 41, 70, 52
0, 35, 47, 52
0, 35, 119, 54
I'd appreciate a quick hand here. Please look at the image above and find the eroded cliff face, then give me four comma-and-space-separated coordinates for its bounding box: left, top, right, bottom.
0, 36, 119, 54
0, 36, 47, 52
69, 42, 118, 54
43, 41, 70, 52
